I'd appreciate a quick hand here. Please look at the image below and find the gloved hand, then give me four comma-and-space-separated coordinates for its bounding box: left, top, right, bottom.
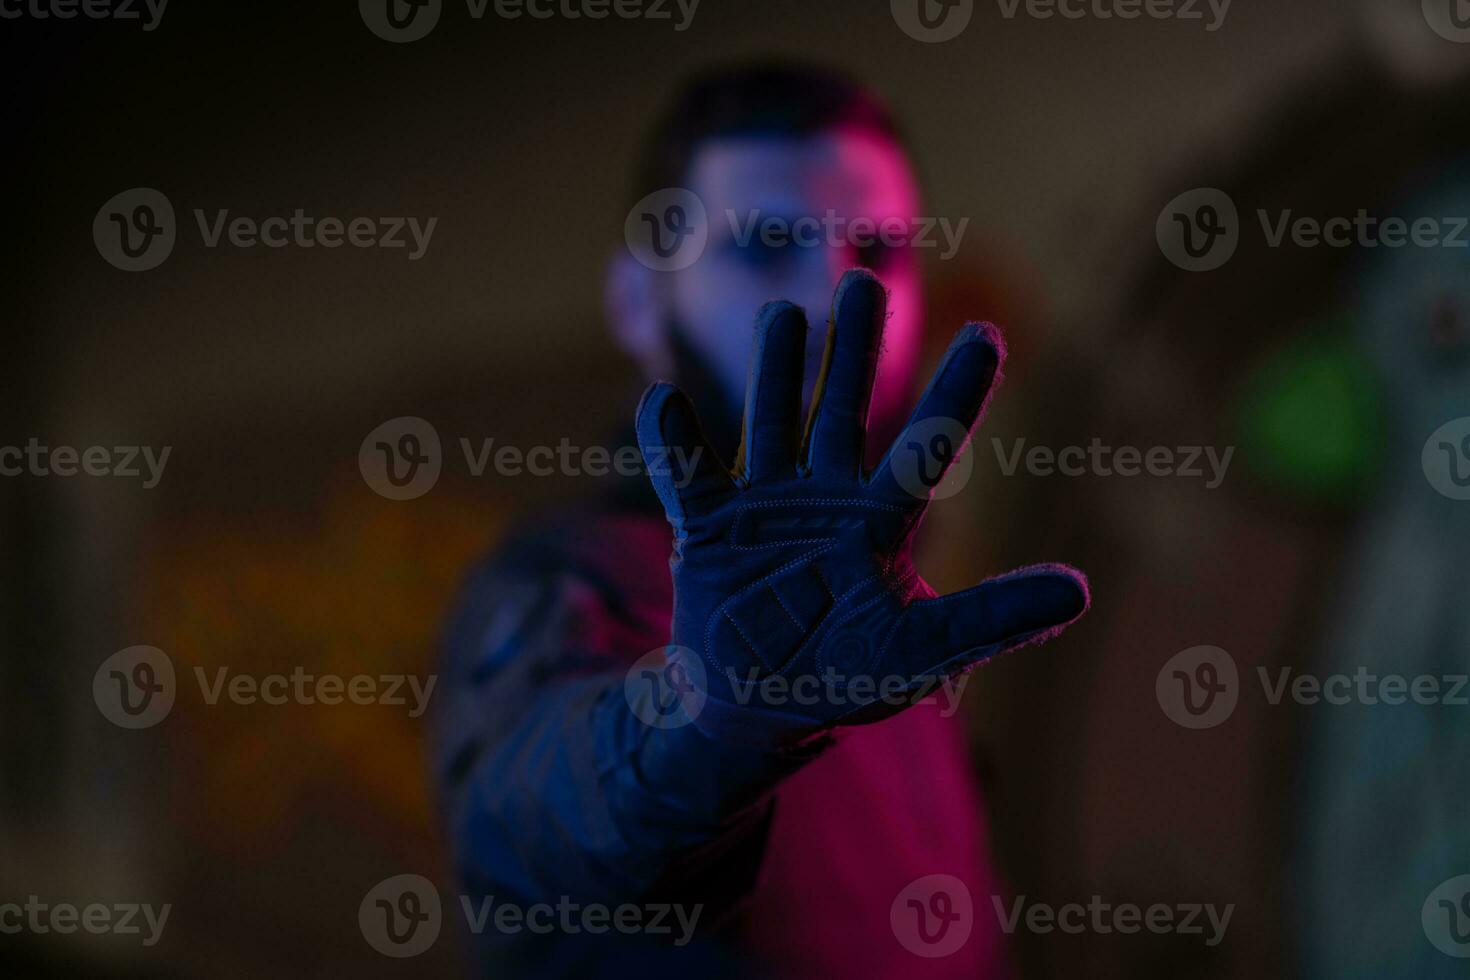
635, 269, 1089, 748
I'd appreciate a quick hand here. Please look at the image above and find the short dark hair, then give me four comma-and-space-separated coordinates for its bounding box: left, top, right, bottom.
633, 62, 905, 203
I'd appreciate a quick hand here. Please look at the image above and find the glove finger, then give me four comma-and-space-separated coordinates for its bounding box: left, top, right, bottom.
803, 269, 887, 479
891, 564, 1089, 676
634, 382, 733, 522
868, 322, 1003, 502
736, 301, 809, 483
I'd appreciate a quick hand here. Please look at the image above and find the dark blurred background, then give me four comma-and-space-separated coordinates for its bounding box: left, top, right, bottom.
4, 1, 1469, 977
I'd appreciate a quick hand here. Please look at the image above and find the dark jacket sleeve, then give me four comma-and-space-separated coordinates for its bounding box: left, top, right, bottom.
430, 552, 824, 920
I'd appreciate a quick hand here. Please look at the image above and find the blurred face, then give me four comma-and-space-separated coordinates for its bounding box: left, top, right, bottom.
664, 128, 926, 451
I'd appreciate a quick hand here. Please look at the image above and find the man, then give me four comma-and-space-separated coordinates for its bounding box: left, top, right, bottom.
432, 64, 1089, 978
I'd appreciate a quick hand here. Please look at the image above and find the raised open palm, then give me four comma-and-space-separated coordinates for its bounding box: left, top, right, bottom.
635, 269, 1088, 747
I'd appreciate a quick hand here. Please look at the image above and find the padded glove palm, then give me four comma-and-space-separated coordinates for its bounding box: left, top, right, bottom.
636, 270, 1088, 747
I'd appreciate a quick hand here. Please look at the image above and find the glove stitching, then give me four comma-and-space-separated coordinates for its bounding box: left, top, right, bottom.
766, 583, 804, 630
814, 589, 894, 680
728, 498, 905, 552
721, 609, 765, 665
703, 564, 883, 682
813, 566, 834, 603
768, 572, 883, 681
701, 543, 838, 673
